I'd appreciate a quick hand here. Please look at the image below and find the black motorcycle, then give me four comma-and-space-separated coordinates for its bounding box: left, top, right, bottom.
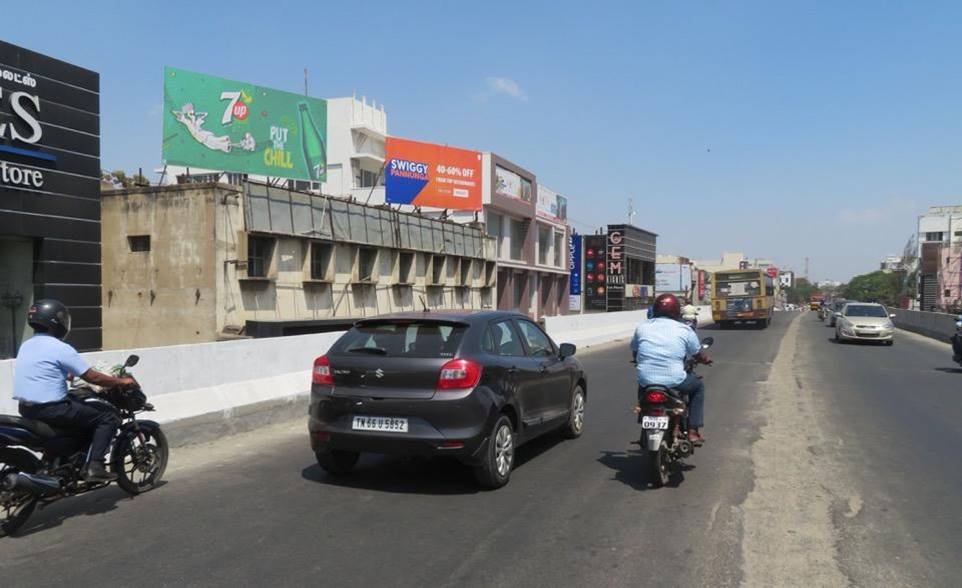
637, 337, 714, 487
952, 316, 962, 367
0, 355, 168, 536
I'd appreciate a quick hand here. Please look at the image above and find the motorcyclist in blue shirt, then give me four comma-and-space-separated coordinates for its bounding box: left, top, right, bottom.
632, 293, 712, 445
13, 300, 137, 482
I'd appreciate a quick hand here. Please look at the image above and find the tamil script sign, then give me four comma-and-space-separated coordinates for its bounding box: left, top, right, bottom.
384, 137, 482, 210
162, 67, 327, 182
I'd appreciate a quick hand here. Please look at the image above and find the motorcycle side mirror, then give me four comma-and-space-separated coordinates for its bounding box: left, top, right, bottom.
700, 337, 714, 349
124, 354, 140, 368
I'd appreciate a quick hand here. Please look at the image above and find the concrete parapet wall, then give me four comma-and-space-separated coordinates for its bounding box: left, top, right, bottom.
888, 308, 959, 343
2, 308, 712, 446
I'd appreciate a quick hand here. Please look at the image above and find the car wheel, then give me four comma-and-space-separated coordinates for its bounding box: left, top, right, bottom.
885, 340, 894, 346
474, 415, 514, 490
316, 450, 360, 475
561, 385, 586, 439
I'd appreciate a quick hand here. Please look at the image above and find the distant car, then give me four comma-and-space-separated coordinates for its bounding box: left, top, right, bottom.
827, 299, 848, 327
835, 303, 895, 345
308, 311, 586, 489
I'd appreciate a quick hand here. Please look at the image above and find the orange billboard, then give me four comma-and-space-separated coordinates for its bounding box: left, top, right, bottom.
384, 137, 482, 211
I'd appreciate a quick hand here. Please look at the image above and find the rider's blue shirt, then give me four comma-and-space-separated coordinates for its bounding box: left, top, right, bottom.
13, 333, 90, 403
630, 317, 700, 387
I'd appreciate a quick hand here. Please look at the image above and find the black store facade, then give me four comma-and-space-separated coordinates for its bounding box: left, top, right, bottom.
0, 41, 101, 356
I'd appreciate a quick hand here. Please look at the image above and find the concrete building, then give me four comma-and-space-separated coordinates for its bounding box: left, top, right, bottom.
917, 205, 962, 311
100, 181, 496, 349
692, 252, 748, 273
880, 255, 905, 273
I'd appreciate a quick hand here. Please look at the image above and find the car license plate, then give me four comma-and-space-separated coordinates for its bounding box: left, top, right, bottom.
352, 416, 408, 433
642, 416, 670, 430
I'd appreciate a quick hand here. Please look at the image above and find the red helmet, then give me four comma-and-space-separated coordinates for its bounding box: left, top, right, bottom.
652, 293, 681, 319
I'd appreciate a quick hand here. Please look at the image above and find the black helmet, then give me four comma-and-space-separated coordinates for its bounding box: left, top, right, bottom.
652, 293, 682, 320
27, 299, 71, 339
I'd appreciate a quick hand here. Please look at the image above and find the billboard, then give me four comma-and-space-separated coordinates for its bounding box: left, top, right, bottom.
583, 235, 607, 311
569, 234, 582, 311
162, 67, 327, 182
655, 263, 692, 292
537, 185, 567, 222
384, 137, 482, 210
495, 165, 532, 202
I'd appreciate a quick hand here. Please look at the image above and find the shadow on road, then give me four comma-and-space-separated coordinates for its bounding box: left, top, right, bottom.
11, 482, 165, 538
301, 431, 569, 495
934, 367, 962, 374
597, 449, 693, 491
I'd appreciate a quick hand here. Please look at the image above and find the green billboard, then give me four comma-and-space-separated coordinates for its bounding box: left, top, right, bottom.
162, 67, 327, 182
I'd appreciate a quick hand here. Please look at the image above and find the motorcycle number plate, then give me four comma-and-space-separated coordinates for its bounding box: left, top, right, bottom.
642, 416, 670, 430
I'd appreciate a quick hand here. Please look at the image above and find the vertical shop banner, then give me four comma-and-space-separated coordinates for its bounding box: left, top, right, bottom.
163, 67, 327, 182
583, 235, 607, 311
681, 264, 692, 295
697, 270, 706, 300
569, 234, 582, 311
384, 138, 482, 210
606, 228, 626, 311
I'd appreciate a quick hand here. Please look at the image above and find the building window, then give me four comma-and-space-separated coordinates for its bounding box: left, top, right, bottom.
248, 236, 274, 278
925, 232, 944, 242
554, 232, 564, 268
310, 242, 333, 280
358, 169, 382, 188
512, 273, 526, 308
538, 225, 551, 265
398, 251, 415, 284
127, 235, 150, 252
509, 218, 525, 261
357, 248, 378, 282
487, 212, 504, 258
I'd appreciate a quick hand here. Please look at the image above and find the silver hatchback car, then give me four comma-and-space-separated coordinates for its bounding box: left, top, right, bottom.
834, 303, 896, 345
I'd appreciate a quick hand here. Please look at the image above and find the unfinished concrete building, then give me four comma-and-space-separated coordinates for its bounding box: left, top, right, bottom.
101, 181, 497, 349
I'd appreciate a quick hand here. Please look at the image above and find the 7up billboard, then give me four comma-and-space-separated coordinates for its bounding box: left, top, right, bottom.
162, 67, 326, 182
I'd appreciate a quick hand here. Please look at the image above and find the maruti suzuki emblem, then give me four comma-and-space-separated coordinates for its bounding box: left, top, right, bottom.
374, 368, 385, 378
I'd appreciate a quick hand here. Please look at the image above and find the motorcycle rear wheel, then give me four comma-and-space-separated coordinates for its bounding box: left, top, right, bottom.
0, 448, 41, 537
112, 424, 169, 495
648, 447, 670, 488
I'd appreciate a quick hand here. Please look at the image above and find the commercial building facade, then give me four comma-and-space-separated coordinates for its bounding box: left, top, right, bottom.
101, 181, 495, 349
917, 205, 962, 312
0, 41, 101, 356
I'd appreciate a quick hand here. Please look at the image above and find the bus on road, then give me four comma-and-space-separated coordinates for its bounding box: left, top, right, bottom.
711, 269, 775, 328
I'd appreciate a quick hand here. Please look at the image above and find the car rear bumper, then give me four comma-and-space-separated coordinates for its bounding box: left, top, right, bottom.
308, 385, 495, 463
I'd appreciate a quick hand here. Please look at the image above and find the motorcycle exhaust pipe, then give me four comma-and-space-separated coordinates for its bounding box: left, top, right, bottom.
1, 472, 61, 497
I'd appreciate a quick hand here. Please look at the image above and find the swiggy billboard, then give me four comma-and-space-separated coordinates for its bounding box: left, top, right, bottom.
385, 138, 482, 211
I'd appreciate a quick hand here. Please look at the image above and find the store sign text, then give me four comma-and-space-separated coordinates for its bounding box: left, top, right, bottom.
0, 86, 43, 144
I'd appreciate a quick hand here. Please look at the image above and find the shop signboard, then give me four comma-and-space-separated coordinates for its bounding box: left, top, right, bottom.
0, 41, 102, 351
655, 263, 682, 291
537, 185, 566, 222
162, 67, 327, 182
384, 137, 482, 210
583, 235, 607, 311
697, 270, 706, 299
606, 228, 626, 311
569, 234, 582, 311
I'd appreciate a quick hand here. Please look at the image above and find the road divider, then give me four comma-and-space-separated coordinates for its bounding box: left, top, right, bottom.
887, 307, 959, 343
544, 306, 713, 349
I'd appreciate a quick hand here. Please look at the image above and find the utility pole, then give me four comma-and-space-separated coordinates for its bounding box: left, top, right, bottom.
804, 257, 810, 281
304, 68, 309, 96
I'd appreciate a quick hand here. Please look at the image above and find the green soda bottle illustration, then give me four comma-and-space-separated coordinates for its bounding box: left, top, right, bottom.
298, 102, 327, 181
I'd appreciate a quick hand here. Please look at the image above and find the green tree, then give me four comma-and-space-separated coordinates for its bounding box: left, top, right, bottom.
101, 169, 150, 188
841, 271, 902, 305
785, 278, 819, 304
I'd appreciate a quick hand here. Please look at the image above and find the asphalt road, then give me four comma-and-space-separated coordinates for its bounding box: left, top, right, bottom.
1, 312, 959, 587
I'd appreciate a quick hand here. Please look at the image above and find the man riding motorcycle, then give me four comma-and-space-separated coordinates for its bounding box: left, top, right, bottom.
12, 300, 137, 482
631, 293, 712, 445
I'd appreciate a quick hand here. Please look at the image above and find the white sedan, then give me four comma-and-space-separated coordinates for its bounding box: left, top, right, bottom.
835, 303, 896, 345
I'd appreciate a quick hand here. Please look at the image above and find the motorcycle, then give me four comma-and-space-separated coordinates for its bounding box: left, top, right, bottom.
0, 355, 168, 537
952, 316, 962, 367
637, 337, 714, 487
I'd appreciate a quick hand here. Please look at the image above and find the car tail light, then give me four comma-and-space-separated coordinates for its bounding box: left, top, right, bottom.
437, 358, 482, 391
312, 355, 333, 385
645, 390, 667, 403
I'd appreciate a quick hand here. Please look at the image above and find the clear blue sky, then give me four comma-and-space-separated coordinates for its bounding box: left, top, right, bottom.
6, 1, 961, 282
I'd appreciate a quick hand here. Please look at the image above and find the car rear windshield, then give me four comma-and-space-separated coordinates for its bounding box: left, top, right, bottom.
844, 305, 888, 317
333, 321, 468, 358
